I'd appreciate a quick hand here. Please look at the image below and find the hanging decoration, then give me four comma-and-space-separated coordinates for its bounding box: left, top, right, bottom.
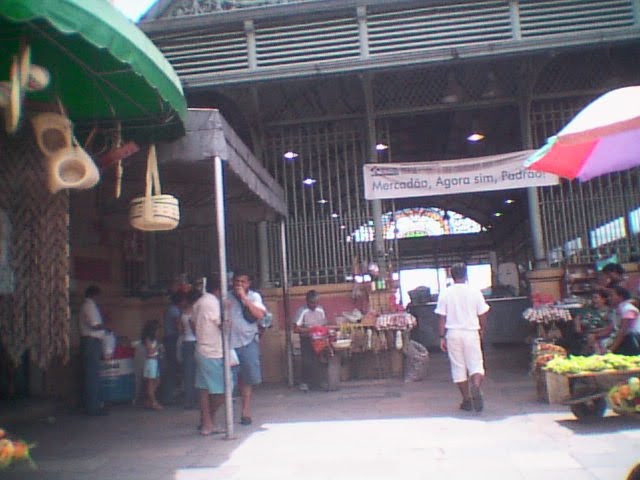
30, 112, 100, 193
129, 144, 179, 231
0, 40, 50, 134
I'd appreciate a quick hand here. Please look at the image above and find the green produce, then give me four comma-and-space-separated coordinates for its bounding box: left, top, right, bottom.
544, 353, 640, 375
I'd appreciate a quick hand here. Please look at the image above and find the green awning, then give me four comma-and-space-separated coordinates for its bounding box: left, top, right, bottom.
0, 0, 187, 141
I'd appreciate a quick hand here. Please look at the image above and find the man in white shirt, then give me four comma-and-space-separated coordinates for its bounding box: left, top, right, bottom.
190, 288, 225, 436
294, 290, 327, 391
79, 285, 108, 416
436, 263, 490, 412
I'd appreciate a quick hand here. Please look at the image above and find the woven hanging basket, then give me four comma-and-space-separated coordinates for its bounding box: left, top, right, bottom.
129, 144, 179, 231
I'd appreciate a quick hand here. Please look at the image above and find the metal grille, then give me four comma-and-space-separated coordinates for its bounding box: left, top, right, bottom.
519, 0, 636, 38
368, 1, 511, 56
531, 97, 640, 265
263, 120, 374, 285
146, 0, 639, 86
152, 28, 248, 76
151, 222, 259, 288
372, 62, 520, 113
531, 49, 632, 96
259, 76, 364, 124
255, 16, 359, 67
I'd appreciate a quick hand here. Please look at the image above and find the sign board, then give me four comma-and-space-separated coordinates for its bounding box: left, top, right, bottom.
363, 150, 559, 200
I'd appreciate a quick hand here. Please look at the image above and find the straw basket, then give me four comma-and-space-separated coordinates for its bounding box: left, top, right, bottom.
46, 145, 100, 193
129, 145, 179, 231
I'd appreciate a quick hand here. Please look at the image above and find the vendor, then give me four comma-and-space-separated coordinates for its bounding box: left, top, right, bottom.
293, 290, 328, 391
609, 286, 640, 355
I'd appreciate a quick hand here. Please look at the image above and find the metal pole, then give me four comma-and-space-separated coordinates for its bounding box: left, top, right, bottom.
519, 88, 547, 267
362, 73, 385, 272
280, 219, 294, 387
214, 155, 234, 439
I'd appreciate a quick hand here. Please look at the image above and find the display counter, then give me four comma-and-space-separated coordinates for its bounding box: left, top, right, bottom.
409, 296, 531, 348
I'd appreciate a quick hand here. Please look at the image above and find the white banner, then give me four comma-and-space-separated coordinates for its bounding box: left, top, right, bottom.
363, 150, 559, 200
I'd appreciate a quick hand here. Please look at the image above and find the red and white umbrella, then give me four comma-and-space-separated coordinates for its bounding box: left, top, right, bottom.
524, 86, 640, 181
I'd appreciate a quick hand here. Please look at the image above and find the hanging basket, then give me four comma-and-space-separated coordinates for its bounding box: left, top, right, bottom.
129, 145, 179, 231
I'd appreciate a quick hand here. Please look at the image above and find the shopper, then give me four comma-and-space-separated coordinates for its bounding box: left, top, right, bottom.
178, 293, 197, 409
436, 263, 490, 412
228, 270, 266, 426
79, 285, 109, 416
160, 291, 181, 405
609, 285, 640, 355
141, 319, 163, 410
189, 287, 227, 436
294, 290, 328, 391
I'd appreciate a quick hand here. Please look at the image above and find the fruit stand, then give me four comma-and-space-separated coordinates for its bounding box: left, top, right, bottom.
544, 354, 640, 420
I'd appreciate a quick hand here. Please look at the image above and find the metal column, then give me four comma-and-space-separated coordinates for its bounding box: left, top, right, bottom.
214, 155, 234, 439
362, 74, 385, 272
520, 89, 547, 267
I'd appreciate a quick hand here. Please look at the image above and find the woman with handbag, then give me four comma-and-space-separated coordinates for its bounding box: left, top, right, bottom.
189, 287, 228, 436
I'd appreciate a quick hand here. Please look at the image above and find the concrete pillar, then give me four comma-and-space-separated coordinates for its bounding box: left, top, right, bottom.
258, 221, 271, 288
527, 268, 565, 303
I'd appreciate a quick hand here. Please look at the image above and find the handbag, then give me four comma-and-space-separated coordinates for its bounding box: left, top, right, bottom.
229, 348, 240, 367
129, 144, 180, 231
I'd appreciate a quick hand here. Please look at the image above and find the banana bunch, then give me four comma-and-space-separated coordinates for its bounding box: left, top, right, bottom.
544, 354, 640, 375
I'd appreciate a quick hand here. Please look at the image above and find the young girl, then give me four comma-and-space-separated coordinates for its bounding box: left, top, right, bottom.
141, 319, 163, 410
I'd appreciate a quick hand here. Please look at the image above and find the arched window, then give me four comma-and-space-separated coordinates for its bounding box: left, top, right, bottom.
349, 207, 485, 242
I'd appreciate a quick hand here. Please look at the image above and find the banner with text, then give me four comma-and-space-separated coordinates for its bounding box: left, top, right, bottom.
363, 150, 559, 200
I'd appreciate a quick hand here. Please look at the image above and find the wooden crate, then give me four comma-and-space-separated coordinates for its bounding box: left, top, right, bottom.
544, 371, 571, 404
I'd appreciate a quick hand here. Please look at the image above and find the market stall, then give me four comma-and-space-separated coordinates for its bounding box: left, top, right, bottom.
0, 0, 187, 401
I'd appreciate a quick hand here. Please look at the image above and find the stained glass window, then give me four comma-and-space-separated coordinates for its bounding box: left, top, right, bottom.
350, 207, 485, 242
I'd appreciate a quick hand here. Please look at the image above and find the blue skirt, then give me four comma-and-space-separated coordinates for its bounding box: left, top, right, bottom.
195, 352, 231, 394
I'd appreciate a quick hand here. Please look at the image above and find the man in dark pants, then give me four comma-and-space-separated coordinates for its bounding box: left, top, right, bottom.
79, 285, 108, 416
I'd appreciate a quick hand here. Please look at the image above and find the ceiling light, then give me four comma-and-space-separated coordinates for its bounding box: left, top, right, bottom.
504, 199, 515, 204
303, 178, 316, 186
331, 213, 339, 218
318, 199, 328, 204
283, 151, 298, 160
467, 133, 485, 142
340, 225, 347, 229
493, 212, 503, 217
376, 143, 388, 151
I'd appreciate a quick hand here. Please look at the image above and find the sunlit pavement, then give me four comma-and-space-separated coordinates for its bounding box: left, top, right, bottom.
2, 345, 639, 480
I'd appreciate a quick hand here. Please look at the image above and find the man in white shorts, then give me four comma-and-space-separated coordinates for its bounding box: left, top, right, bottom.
436, 263, 490, 412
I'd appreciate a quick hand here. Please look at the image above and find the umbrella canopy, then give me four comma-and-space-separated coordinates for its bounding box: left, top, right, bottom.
0, 0, 187, 141
524, 86, 640, 181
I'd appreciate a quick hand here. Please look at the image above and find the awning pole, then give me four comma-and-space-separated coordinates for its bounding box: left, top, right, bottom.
280, 219, 294, 387
214, 155, 234, 439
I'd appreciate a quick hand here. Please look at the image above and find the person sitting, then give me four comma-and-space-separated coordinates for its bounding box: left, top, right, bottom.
575, 289, 613, 354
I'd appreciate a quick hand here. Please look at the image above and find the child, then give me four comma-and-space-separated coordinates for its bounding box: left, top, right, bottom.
141, 319, 163, 410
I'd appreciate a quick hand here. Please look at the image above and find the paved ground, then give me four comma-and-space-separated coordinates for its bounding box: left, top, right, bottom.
1, 344, 639, 480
